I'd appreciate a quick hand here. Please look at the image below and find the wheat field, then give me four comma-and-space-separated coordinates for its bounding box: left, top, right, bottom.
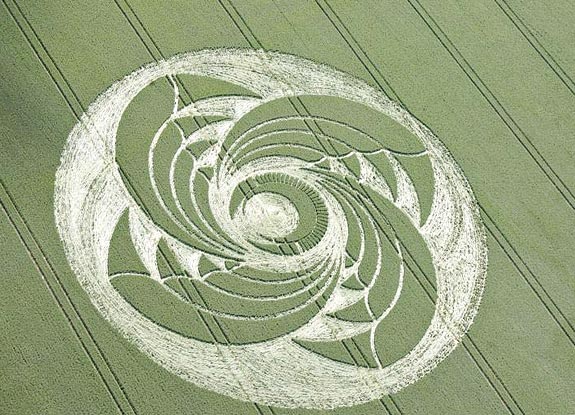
1, 1, 574, 414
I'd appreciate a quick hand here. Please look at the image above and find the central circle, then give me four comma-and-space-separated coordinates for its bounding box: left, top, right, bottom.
243, 192, 299, 239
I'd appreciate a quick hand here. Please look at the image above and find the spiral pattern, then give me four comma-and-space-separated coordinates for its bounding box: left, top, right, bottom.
55, 49, 487, 409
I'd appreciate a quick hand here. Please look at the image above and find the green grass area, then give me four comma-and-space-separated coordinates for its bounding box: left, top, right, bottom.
1, 1, 574, 414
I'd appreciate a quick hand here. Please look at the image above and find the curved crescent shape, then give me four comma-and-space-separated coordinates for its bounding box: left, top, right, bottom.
54, 49, 487, 409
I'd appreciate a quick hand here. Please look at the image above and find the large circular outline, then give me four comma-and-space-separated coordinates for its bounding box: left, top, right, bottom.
55, 48, 487, 409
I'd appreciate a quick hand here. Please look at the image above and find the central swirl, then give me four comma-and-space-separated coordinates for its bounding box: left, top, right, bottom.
238, 192, 299, 239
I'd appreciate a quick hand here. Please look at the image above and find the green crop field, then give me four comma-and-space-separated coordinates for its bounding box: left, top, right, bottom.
1, 1, 574, 414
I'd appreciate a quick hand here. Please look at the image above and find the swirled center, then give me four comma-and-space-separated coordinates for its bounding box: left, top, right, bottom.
238, 192, 299, 240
